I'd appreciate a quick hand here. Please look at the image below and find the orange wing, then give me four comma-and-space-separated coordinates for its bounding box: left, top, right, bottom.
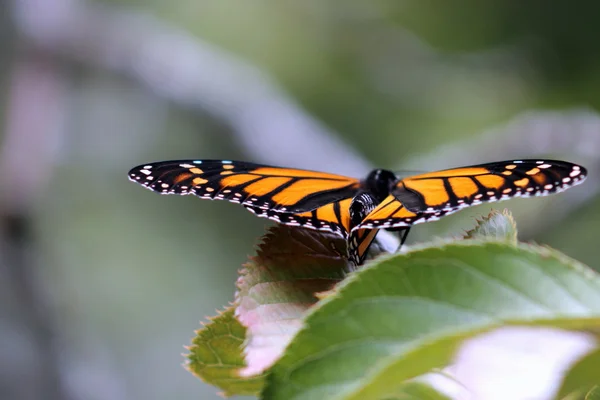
128, 159, 382, 263
128, 159, 360, 214
355, 159, 587, 231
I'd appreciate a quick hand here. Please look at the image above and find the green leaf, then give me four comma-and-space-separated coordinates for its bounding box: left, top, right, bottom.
556, 347, 600, 399
586, 386, 600, 400
236, 225, 349, 376
263, 241, 600, 400
384, 381, 452, 400
185, 307, 265, 397
560, 385, 600, 400
463, 209, 517, 242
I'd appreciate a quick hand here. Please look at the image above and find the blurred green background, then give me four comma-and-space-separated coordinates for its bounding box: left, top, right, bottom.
1, 1, 599, 399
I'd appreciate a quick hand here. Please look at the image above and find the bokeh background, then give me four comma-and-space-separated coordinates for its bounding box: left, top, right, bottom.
1, 1, 599, 399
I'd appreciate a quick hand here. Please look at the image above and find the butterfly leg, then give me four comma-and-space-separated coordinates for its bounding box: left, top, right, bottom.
385, 227, 411, 252
398, 227, 411, 247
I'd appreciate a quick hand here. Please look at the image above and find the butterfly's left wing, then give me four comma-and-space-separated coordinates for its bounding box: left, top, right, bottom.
128, 159, 360, 213
354, 159, 587, 230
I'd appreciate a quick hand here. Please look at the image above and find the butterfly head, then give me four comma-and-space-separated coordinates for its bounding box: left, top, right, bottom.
364, 169, 397, 202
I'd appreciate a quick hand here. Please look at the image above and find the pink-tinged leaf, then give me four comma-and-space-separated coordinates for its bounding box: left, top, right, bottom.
235, 225, 350, 376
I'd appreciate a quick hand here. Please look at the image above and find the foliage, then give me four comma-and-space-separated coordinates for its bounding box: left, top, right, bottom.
186, 307, 265, 397
557, 348, 600, 400
188, 211, 600, 399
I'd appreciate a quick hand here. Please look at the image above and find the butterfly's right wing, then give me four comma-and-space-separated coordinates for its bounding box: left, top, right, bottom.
354, 159, 587, 231
393, 159, 587, 215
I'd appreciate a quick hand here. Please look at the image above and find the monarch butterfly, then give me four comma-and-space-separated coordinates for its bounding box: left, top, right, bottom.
128, 159, 587, 265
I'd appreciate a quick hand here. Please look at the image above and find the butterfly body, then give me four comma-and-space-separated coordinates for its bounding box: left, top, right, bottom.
362, 169, 398, 203
128, 159, 587, 265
